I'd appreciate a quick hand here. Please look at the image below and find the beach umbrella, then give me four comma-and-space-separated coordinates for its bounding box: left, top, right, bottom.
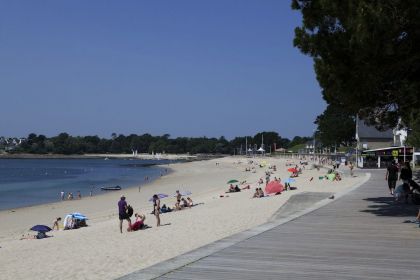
71, 213, 87, 220
227, 179, 239, 184
287, 168, 297, 173
173, 191, 192, 197
30, 225, 52, 232
148, 193, 168, 202
284, 178, 296, 184
265, 181, 284, 194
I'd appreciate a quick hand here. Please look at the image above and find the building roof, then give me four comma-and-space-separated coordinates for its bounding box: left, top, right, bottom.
363, 146, 409, 152
357, 118, 393, 139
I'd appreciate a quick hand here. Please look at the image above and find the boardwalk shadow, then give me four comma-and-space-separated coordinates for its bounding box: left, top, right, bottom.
360, 197, 418, 217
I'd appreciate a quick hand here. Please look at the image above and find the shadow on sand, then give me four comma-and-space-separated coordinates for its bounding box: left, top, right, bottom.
360, 196, 418, 217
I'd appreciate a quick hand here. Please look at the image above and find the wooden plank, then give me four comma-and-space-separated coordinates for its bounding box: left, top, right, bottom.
153, 170, 420, 279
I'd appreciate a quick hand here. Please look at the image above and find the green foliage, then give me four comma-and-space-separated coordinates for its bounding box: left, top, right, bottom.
288, 136, 312, 148
288, 143, 307, 153
406, 109, 420, 147
315, 104, 355, 146
293, 0, 420, 131
12, 131, 308, 155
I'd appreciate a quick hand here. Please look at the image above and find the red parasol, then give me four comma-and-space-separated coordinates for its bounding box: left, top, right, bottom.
265, 181, 284, 194
287, 168, 297, 173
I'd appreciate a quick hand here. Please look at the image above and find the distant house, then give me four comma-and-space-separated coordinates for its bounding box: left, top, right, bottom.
355, 118, 393, 150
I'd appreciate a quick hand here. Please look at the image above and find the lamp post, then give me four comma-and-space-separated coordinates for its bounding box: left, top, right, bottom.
313, 129, 316, 155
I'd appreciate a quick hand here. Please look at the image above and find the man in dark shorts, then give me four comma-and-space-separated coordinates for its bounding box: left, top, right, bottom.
385, 160, 398, 195
118, 195, 131, 233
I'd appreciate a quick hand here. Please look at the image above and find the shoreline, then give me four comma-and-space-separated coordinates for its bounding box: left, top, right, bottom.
0, 152, 223, 161
0, 156, 365, 280
0, 157, 179, 212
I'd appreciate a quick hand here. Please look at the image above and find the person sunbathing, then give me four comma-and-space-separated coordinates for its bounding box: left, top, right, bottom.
226, 184, 235, 193
160, 204, 172, 213
127, 213, 146, 231
334, 172, 342, 181
252, 188, 260, 198
258, 188, 265, 197
187, 197, 194, 207
20, 232, 51, 240
241, 185, 251, 190
181, 197, 189, 208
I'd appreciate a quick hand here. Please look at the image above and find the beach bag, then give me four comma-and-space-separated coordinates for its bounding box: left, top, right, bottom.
126, 205, 134, 217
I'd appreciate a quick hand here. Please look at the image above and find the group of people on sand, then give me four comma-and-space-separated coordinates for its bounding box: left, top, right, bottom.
323, 169, 342, 181
118, 195, 150, 233
60, 190, 83, 201
253, 188, 265, 198
226, 184, 241, 193
174, 190, 194, 210
118, 190, 197, 233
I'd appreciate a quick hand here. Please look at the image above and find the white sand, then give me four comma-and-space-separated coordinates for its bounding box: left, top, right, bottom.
0, 156, 365, 280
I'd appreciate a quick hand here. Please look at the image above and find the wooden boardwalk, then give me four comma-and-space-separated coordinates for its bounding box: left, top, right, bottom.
121, 170, 420, 280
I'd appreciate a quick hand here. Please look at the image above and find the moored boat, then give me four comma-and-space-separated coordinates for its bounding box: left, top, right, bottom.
100, 185, 122, 191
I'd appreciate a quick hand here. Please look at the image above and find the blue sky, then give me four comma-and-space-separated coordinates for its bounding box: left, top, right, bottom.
0, 0, 325, 139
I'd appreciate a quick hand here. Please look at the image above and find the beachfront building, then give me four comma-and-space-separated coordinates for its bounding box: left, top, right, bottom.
355, 118, 413, 168
360, 146, 413, 168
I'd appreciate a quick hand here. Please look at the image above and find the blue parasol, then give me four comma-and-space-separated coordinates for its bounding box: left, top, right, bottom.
30, 225, 52, 232
71, 213, 87, 220
284, 178, 296, 184
149, 193, 168, 202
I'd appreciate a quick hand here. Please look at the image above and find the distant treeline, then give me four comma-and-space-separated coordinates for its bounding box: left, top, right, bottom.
8, 132, 312, 155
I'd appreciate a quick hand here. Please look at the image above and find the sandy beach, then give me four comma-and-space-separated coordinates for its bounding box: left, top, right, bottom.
0, 156, 365, 280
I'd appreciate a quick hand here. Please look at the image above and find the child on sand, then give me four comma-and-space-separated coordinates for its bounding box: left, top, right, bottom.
52, 217, 61, 230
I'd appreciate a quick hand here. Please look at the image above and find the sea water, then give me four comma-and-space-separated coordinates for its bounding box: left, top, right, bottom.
0, 158, 171, 210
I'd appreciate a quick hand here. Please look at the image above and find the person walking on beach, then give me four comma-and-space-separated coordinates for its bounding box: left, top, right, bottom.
60, 191, 65, 201
175, 190, 182, 210
385, 160, 398, 195
152, 194, 161, 227
349, 162, 354, 176
118, 195, 131, 233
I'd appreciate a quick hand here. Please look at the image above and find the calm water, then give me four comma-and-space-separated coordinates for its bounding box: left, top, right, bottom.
0, 158, 171, 210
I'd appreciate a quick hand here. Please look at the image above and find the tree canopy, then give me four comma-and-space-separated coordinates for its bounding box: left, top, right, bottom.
292, 0, 420, 145
8, 131, 298, 155
314, 104, 355, 146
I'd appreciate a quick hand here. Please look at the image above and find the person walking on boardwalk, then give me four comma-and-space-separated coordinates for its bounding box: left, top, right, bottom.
385, 160, 399, 195
400, 162, 413, 203
118, 195, 131, 233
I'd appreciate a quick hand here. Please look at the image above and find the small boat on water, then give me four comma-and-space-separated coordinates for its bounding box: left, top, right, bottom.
100, 185, 122, 191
